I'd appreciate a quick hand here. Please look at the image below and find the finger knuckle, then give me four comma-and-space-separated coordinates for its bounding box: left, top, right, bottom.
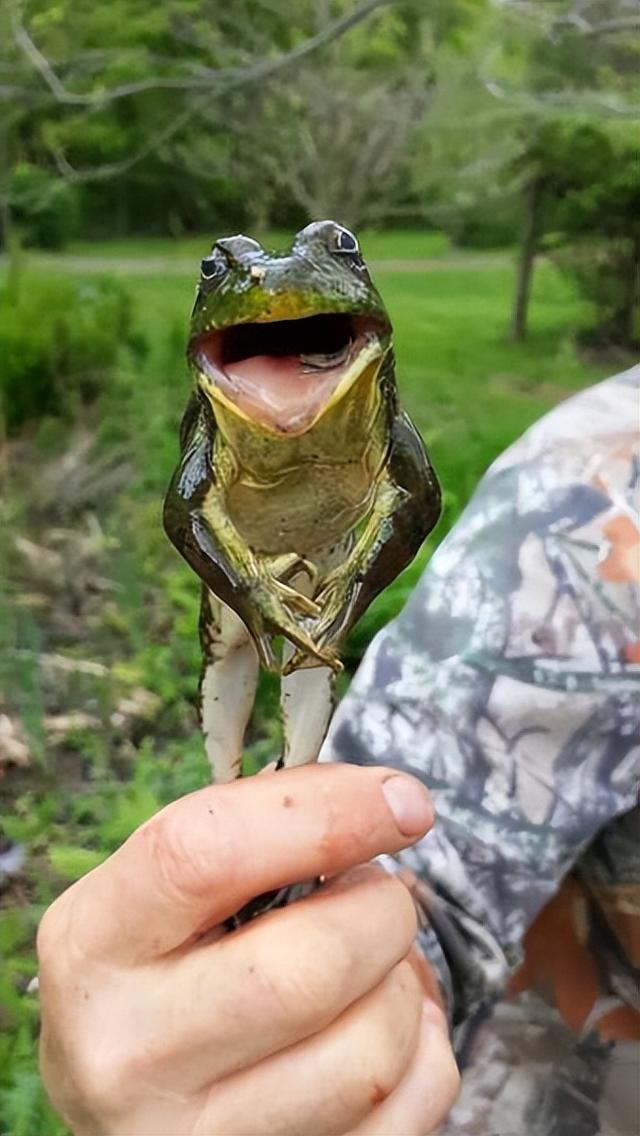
349, 961, 422, 1112
36, 888, 77, 974
255, 916, 355, 1031
76, 1021, 175, 1121
361, 1047, 405, 1113
373, 963, 421, 1061
340, 865, 419, 951
249, 872, 419, 1037
36, 903, 60, 971
381, 869, 420, 942
68, 1035, 136, 1118
141, 794, 241, 904
338, 1041, 401, 1121
414, 1040, 461, 1135
440, 1048, 462, 1110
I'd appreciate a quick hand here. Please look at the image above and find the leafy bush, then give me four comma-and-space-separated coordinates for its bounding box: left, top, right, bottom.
517, 122, 639, 348
8, 164, 80, 252
552, 240, 640, 349
436, 189, 520, 250
0, 275, 136, 434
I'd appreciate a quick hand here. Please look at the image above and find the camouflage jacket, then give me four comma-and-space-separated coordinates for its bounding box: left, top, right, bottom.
325, 366, 640, 1136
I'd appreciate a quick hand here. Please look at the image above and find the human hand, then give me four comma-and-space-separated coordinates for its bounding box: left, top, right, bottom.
38, 762, 459, 1135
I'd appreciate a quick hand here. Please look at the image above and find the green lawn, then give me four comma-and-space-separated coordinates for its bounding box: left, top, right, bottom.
64, 227, 451, 262
0, 234, 614, 1134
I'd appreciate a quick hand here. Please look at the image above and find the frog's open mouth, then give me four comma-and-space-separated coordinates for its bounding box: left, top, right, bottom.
191, 313, 388, 434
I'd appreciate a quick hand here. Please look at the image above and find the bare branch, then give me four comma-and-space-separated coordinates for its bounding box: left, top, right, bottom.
12, 16, 226, 104
494, 0, 640, 39
8, 0, 394, 190
577, 15, 640, 36
479, 17, 640, 121
52, 103, 198, 183
222, 0, 393, 84
0, 84, 30, 97
12, 0, 393, 110
482, 76, 640, 118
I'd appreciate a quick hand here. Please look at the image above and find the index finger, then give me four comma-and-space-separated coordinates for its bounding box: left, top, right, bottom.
45, 763, 432, 963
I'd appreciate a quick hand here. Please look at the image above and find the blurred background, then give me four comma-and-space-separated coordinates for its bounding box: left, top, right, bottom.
0, 1, 638, 1129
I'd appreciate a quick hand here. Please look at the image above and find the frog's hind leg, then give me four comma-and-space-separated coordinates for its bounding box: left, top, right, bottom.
199, 587, 259, 783
280, 662, 336, 768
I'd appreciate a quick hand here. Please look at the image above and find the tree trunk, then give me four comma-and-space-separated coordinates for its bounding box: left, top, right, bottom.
0, 125, 12, 255
0, 194, 11, 255
620, 234, 640, 348
510, 176, 544, 342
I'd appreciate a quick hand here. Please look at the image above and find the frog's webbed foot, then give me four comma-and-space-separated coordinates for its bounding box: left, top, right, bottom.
247, 554, 341, 669
282, 642, 343, 676
245, 574, 338, 673
314, 563, 361, 635
253, 630, 278, 671
281, 564, 358, 676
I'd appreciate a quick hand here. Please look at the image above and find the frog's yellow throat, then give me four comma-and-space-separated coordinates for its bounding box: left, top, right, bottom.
192, 312, 388, 437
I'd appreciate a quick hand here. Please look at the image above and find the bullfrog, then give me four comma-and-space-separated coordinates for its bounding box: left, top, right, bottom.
163, 220, 441, 784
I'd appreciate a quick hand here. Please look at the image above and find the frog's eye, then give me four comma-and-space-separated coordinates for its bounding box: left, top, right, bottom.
200, 254, 220, 280
333, 227, 359, 254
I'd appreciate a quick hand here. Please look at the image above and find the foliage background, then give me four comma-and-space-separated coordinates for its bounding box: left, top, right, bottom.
0, 1, 638, 1132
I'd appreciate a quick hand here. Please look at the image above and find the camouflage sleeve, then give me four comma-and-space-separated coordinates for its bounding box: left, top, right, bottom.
323, 366, 640, 1026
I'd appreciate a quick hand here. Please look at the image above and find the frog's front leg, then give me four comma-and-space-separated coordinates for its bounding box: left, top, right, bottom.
164, 427, 338, 673
284, 412, 441, 673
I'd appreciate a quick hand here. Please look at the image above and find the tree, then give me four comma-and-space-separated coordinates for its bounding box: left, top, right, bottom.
224, 3, 436, 230
499, 1, 640, 340
408, 0, 640, 341
1, 0, 491, 242
552, 126, 640, 347
0, 0, 396, 245
508, 120, 622, 341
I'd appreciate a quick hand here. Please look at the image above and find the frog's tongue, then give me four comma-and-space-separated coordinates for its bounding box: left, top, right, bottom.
220, 354, 345, 434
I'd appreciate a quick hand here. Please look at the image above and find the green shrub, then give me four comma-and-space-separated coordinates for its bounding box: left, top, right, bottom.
8, 164, 80, 252
551, 240, 640, 349
439, 189, 520, 250
0, 275, 135, 434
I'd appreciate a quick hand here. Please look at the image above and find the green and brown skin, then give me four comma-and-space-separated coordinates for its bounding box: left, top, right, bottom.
163, 219, 441, 677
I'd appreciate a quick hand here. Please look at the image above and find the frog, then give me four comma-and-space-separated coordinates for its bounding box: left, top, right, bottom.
163, 220, 441, 785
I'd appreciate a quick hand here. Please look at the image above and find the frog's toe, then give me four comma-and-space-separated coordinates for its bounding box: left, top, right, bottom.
316, 577, 350, 617
254, 633, 278, 671
282, 651, 304, 675
283, 645, 342, 676
314, 600, 345, 641
274, 580, 321, 617
271, 553, 318, 589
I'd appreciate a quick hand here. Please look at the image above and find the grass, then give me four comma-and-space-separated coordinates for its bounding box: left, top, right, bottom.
64, 228, 451, 262
0, 233, 614, 1134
